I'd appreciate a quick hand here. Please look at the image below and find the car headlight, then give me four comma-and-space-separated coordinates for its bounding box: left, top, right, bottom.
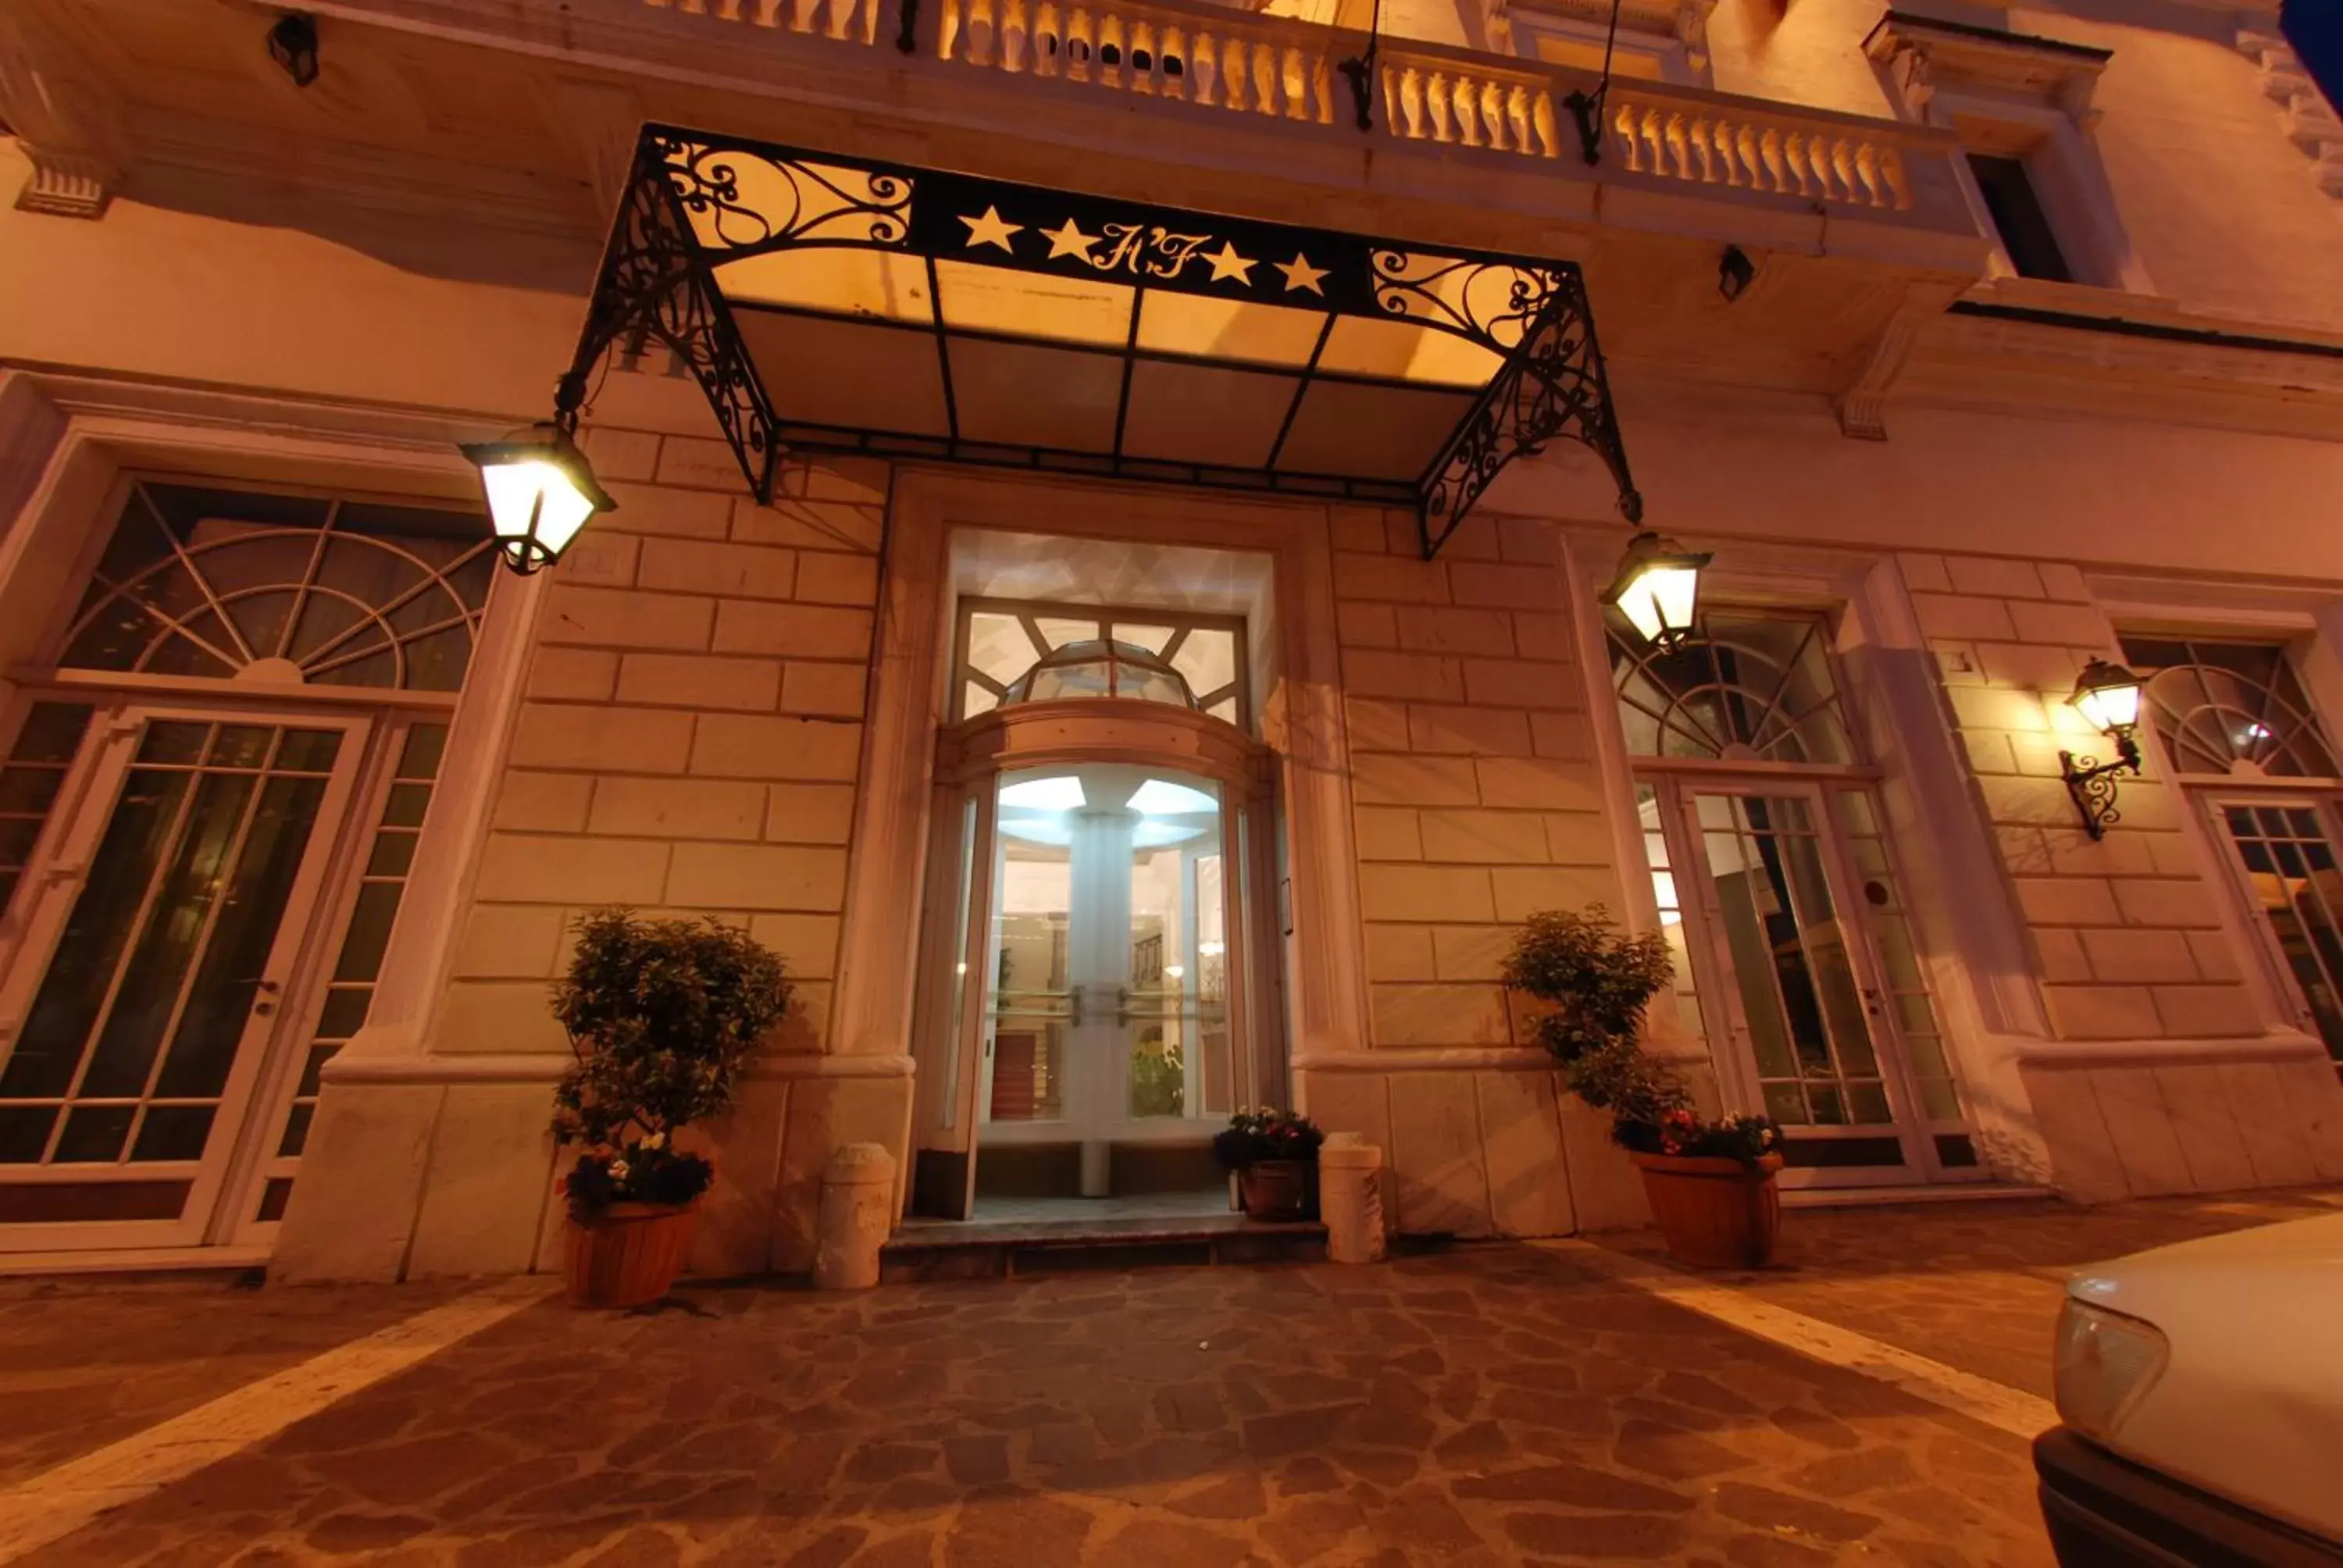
2053, 1298, 2170, 1445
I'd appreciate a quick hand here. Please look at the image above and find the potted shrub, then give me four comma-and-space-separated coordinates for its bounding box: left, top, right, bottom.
1212, 1108, 1325, 1221
551, 909, 791, 1307
1504, 905, 1784, 1269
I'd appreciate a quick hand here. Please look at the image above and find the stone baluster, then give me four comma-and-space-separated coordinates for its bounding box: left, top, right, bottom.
1480, 80, 1509, 151
1131, 18, 1157, 91
1532, 88, 1557, 157
1098, 10, 1125, 87
1033, 0, 1061, 75
1881, 145, 1911, 210
936, 0, 964, 58
1067, 5, 1093, 81
965, 0, 995, 65
1250, 43, 1276, 116
1160, 24, 1186, 98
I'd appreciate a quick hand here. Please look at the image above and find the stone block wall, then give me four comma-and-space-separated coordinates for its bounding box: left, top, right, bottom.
1905, 550, 2256, 1044
1907, 547, 2343, 1199
277, 426, 900, 1281
1296, 505, 1657, 1239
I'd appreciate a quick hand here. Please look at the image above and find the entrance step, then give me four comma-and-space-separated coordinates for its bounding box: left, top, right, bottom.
1782, 1182, 2055, 1210
881, 1213, 1326, 1281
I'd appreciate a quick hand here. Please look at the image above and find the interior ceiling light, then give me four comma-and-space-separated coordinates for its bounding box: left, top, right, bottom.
1126, 779, 1218, 815
1000, 775, 1086, 811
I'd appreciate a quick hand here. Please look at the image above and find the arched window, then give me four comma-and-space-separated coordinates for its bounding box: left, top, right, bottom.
954, 600, 1246, 728
1607, 609, 1856, 765
59, 482, 495, 693
2119, 635, 2341, 779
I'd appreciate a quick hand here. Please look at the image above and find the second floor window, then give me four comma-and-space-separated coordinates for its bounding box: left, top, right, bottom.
1966, 154, 2071, 283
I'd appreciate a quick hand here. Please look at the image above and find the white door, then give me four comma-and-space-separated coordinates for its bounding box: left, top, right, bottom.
0, 704, 368, 1250
905, 782, 998, 1220
1655, 776, 1977, 1186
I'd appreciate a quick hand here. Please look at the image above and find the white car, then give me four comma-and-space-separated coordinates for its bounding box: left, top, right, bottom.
2038, 1211, 2343, 1565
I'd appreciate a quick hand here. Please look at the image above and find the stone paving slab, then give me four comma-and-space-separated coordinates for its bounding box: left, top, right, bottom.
16, 1245, 2055, 1568
0, 1274, 465, 1491
1603, 1185, 2343, 1400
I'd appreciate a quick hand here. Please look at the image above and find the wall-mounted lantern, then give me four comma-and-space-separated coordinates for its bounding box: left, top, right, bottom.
1601, 530, 1713, 650
2059, 657, 2147, 839
460, 375, 615, 576
266, 13, 319, 87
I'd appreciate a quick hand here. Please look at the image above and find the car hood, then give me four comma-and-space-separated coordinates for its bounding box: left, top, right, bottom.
2069, 1211, 2343, 1541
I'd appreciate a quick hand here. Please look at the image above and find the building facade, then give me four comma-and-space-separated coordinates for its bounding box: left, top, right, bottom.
1, 0, 2341, 1278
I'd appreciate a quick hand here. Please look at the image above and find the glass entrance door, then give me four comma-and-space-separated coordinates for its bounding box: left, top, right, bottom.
1649, 777, 1975, 1185
0, 708, 366, 1249
973, 762, 1236, 1197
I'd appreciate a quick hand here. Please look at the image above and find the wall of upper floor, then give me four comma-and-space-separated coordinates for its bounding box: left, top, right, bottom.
1702, 0, 2343, 334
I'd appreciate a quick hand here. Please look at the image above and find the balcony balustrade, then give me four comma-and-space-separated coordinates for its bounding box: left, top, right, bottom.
644, 0, 1974, 240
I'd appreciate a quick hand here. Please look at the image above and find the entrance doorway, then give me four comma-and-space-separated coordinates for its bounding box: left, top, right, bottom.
1610, 605, 1980, 1187
0, 707, 367, 1248
976, 761, 1232, 1198
907, 615, 1273, 1221
1640, 776, 1974, 1185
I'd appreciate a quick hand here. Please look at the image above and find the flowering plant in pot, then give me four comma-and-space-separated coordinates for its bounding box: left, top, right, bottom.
1504, 905, 1784, 1269
551, 910, 790, 1307
1211, 1108, 1325, 1221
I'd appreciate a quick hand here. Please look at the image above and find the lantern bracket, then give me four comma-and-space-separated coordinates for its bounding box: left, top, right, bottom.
2059, 734, 2142, 841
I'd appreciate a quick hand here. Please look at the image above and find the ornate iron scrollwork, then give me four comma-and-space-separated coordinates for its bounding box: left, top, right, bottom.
560, 137, 785, 504
2059, 734, 2143, 841
1417, 269, 1642, 558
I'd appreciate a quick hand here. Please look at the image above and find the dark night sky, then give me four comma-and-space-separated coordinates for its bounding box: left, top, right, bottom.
2284, 0, 2343, 102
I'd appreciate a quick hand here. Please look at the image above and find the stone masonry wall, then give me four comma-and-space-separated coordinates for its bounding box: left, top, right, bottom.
1906, 548, 2343, 1201
280, 425, 897, 1281
1295, 505, 1657, 1239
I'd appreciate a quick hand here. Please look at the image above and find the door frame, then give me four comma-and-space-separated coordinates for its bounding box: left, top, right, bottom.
1643, 764, 1981, 1188
0, 697, 378, 1252
906, 698, 1272, 1216
2191, 784, 2343, 1058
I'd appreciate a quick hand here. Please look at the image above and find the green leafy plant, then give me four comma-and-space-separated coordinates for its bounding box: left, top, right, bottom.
1211, 1108, 1325, 1169
1505, 904, 1778, 1167
551, 909, 792, 1222
1501, 905, 1674, 1064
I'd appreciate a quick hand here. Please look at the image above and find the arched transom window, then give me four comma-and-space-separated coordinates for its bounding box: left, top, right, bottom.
59, 481, 496, 693
1607, 609, 1856, 765
954, 599, 1248, 729
2118, 635, 2341, 779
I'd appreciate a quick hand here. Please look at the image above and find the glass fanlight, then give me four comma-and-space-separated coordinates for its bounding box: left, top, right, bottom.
460, 421, 615, 576
1601, 530, 1713, 649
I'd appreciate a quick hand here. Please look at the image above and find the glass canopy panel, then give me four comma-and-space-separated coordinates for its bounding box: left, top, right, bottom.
712, 249, 934, 323
1134, 294, 1328, 368
934, 260, 1133, 347
1318, 315, 1502, 387
1275, 382, 1476, 481
737, 312, 951, 437
948, 339, 1124, 451
1121, 362, 1296, 469
597, 127, 1640, 545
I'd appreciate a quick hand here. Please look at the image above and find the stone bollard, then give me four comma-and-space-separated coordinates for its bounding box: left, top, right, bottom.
815, 1142, 896, 1289
1318, 1133, 1386, 1265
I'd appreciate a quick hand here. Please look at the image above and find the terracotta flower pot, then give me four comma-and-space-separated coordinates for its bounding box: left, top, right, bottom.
1630, 1151, 1784, 1269
565, 1200, 699, 1308
1238, 1159, 1316, 1222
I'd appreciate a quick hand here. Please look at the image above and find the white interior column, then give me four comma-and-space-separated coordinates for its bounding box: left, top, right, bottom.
1065, 802, 1134, 1196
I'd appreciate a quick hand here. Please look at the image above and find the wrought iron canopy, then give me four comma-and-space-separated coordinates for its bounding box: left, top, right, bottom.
568, 124, 1643, 557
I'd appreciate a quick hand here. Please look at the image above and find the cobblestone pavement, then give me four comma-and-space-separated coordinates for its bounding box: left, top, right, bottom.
6, 1188, 2338, 1568
0, 1272, 461, 1490
1604, 1185, 2343, 1399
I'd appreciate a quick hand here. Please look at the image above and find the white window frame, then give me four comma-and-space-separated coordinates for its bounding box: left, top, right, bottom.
1867, 12, 2154, 296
